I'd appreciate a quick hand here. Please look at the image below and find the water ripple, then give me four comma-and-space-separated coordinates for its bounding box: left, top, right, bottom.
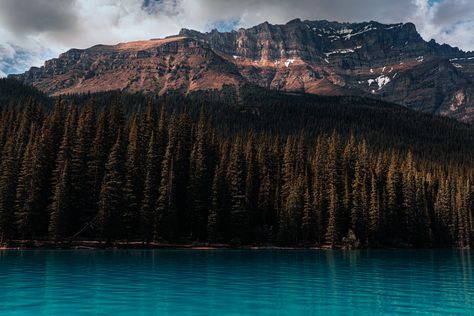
0, 250, 472, 315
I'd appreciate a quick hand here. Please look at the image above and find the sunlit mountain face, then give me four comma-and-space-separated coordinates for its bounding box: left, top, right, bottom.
10, 19, 474, 122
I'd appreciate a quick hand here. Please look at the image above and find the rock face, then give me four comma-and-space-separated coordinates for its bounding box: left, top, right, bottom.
10, 19, 474, 122
12, 37, 243, 96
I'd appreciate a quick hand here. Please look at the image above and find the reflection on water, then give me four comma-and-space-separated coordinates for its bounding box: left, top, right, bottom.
0, 250, 472, 315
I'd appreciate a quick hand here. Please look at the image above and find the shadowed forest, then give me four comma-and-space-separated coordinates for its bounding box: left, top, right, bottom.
0, 80, 473, 248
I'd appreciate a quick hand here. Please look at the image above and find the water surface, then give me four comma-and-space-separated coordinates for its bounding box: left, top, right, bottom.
0, 250, 472, 315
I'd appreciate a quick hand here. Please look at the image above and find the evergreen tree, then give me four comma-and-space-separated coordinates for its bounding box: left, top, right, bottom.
48, 161, 73, 240
227, 138, 248, 242
123, 115, 143, 239
140, 106, 167, 241
351, 143, 369, 243
312, 137, 327, 245
14, 125, 37, 238
386, 153, 402, 244
188, 111, 214, 240
302, 179, 316, 244
87, 108, 110, 231
156, 114, 179, 241
245, 136, 259, 237
97, 130, 126, 241
402, 151, 417, 245
71, 102, 96, 231
283, 175, 304, 243
0, 137, 19, 241
434, 178, 453, 246
49, 105, 78, 239
368, 171, 380, 245
325, 133, 341, 247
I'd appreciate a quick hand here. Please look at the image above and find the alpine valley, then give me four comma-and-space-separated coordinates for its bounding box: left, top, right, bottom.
4, 0, 474, 312
1, 18, 474, 250
10, 19, 474, 122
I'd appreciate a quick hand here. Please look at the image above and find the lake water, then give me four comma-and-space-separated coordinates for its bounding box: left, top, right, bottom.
0, 249, 472, 315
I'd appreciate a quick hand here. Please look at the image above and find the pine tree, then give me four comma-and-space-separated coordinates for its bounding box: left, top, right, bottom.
48, 105, 77, 239
368, 171, 380, 245
466, 181, 474, 247
402, 151, 417, 245
284, 175, 304, 243
351, 146, 369, 243
174, 113, 193, 238
188, 111, 214, 240
302, 179, 316, 244
25, 102, 67, 237
0, 137, 19, 241
386, 152, 402, 244
71, 102, 96, 231
434, 178, 453, 246
97, 130, 126, 242
227, 137, 248, 243
15, 124, 39, 238
279, 136, 295, 241
341, 134, 357, 233
257, 141, 276, 242
140, 131, 160, 241
208, 156, 226, 242
451, 177, 472, 248
312, 137, 327, 245
48, 161, 73, 240
156, 114, 179, 241
87, 108, 110, 231
140, 106, 167, 241
123, 115, 143, 239
245, 136, 259, 237
325, 133, 341, 247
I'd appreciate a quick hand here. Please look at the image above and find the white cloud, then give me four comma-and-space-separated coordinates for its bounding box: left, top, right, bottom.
0, 0, 473, 75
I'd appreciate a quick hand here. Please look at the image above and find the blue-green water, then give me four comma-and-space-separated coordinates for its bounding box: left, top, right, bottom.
0, 250, 473, 315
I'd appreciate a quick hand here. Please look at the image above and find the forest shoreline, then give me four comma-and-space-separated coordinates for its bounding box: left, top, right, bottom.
0, 240, 330, 250
0, 240, 468, 250
1, 87, 472, 250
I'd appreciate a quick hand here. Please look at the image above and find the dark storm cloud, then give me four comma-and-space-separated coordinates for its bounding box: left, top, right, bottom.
0, 0, 78, 36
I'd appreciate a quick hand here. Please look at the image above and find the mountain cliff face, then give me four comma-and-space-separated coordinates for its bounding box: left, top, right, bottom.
10, 19, 474, 121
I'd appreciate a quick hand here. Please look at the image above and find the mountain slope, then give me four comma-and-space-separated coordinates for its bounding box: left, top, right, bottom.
11, 37, 245, 96
10, 19, 474, 122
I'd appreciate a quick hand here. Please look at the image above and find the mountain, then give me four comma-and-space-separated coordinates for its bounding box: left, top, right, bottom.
10, 19, 474, 122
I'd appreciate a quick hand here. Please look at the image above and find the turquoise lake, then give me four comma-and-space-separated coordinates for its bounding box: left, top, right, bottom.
0, 250, 472, 315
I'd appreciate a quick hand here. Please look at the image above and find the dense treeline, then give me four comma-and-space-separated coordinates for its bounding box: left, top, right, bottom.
68, 85, 474, 165
0, 95, 473, 248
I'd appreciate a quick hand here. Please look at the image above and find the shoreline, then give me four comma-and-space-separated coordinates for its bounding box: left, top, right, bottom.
0, 240, 331, 250
0, 240, 468, 250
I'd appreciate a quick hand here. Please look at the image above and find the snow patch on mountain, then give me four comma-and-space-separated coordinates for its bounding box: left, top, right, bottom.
284, 58, 295, 67
368, 75, 391, 90
324, 46, 362, 57
344, 25, 377, 40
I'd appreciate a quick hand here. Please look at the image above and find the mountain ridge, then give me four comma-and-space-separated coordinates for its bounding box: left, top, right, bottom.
10, 18, 474, 122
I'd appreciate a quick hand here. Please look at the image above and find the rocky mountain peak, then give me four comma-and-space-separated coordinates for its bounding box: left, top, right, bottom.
10, 18, 474, 122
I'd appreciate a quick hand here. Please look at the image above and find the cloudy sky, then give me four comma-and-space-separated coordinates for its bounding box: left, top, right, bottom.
0, 0, 473, 77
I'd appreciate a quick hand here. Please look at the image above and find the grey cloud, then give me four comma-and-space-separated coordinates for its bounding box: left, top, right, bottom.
432, 0, 473, 26
0, 0, 79, 37
1, 0, 474, 76
190, 0, 417, 26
